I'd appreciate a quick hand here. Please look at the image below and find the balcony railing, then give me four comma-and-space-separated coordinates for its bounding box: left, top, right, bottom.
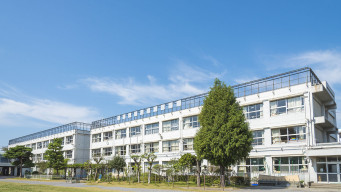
92, 67, 321, 129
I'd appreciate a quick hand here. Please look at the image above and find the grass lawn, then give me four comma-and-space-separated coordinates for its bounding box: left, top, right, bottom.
0, 181, 116, 192
87, 180, 236, 191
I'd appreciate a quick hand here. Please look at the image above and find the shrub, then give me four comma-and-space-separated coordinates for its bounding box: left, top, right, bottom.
32, 171, 39, 175
229, 176, 244, 185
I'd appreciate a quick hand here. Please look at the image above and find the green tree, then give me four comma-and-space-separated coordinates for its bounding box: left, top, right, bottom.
130, 155, 142, 183
108, 156, 126, 181
194, 78, 253, 188
179, 153, 196, 188
93, 156, 104, 180
165, 158, 180, 188
45, 138, 65, 175
4, 145, 34, 177
36, 161, 48, 174
152, 164, 162, 183
142, 152, 157, 184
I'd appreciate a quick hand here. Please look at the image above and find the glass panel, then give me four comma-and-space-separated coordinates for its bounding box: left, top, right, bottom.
317, 174, 327, 182
328, 174, 338, 182
281, 157, 289, 164
290, 165, 299, 172
317, 157, 326, 162
327, 156, 338, 162
317, 164, 327, 173
328, 164, 337, 173
290, 157, 299, 164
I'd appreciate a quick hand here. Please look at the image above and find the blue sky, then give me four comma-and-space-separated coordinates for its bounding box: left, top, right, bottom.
1, 0, 341, 147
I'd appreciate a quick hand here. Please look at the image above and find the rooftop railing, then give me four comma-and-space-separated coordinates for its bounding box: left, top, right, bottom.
9, 122, 91, 145
91, 67, 321, 129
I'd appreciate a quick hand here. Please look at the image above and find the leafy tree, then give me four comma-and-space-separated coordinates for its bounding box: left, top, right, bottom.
4, 145, 34, 177
108, 156, 126, 181
36, 161, 48, 174
194, 78, 253, 188
130, 155, 142, 183
45, 138, 65, 175
179, 153, 196, 188
142, 152, 157, 184
83, 160, 93, 181
166, 158, 180, 188
152, 164, 162, 183
93, 156, 104, 180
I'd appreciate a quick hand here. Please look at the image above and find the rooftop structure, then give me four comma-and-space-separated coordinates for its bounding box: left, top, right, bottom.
91, 67, 322, 129
9, 122, 91, 145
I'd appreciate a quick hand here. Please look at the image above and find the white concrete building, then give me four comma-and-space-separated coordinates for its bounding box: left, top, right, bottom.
8, 122, 91, 174
90, 67, 340, 184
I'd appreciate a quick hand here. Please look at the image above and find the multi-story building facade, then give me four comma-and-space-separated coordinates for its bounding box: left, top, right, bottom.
7, 67, 340, 184
90, 67, 340, 183
8, 122, 91, 174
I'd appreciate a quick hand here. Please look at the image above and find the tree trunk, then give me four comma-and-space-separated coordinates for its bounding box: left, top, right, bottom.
20, 158, 23, 177
117, 170, 120, 181
148, 166, 151, 184
220, 165, 225, 190
137, 166, 140, 183
196, 160, 201, 187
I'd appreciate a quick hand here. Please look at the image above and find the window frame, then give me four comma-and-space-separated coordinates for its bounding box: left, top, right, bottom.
183, 116, 200, 129
162, 119, 179, 132
145, 123, 159, 135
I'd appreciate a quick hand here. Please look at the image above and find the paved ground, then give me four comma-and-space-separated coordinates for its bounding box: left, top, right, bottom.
1, 176, 341, 192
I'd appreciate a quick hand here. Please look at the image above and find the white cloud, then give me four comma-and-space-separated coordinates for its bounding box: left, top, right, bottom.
286, 50, 341, 86
0, 93, 98, 126
83, 63, 222, 106
234, 77, 259, 84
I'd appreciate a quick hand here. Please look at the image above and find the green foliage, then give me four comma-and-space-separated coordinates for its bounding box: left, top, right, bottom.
194, 78, 253, 187
4, 145, 34, 177
108, 156, 126, 180
45, 138, 65, 173
130, 154, 142, 183
36, 161, 49, 173
229, 176, 245, 185
178, 153, 196, 171
141, 152, 157, 184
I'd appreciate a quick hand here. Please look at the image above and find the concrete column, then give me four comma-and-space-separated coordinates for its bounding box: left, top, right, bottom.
265, 156, 272, 175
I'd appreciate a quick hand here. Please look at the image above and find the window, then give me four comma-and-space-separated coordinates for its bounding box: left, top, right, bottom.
66, 136, 73, 144
183, 116, 200, 129
103, 147, 112, 156
92, 133, 102, 143
145, 142, 159, 153
162, 119, 179, 132
130, 144, 141, 154
238, 158, 265, 176
25, 144, 30, 148
252, 130, 264, 146
273, 156, 307, 173
243, 104, 263, 119
92, 149, 101, 157
316, 156, 341, 182
272, 126, 306, 144
183, 138, 194, 150
115, 146, 126, 156
145, 123, 159, 135
270, 96, 304, 116
115, 129, 126, 139
36, 154, 42, 162
42, 153, 47, 160
37, 142, 42, 149
31, 143, 36, 150
103, 132, 113, 141
163, 140, 179, 152
43, 140, 49, 148
130, 126, 141, 137
65, 150, 72, 158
